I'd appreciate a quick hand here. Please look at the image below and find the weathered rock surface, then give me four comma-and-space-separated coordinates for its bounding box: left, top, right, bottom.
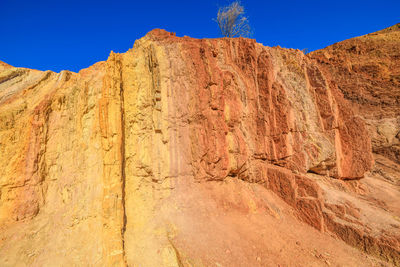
311, 25, 400, 265
0, 26, 398, 266
311, 23, 400, 165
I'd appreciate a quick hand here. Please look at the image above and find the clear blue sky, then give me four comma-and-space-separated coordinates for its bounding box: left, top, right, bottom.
1, 0, 399, 72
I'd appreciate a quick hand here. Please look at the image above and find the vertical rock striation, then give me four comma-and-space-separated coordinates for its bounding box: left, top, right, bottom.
99, 52, 126, 266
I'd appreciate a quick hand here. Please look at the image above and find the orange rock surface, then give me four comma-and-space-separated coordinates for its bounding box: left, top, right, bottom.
311, 23, 400, 165
0, 26, 398, 266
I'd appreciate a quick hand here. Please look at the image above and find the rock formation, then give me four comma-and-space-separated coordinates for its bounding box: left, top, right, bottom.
311, 23, 400, 168
0, 25, 398, 266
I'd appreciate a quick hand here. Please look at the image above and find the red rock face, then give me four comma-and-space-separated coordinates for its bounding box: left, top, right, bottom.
150, 31, 373, 181
310, 23, 400, 165
310, 24, 400, 264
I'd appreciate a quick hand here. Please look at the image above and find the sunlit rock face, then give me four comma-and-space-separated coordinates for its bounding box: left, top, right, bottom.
0, 27, 398, 266
311, 23, 400, 166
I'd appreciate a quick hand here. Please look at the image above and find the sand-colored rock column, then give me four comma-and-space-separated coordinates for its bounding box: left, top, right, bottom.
99, 52, 127, 266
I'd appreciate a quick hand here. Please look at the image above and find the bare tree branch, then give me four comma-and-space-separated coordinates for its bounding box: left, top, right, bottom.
214, 1, 252, 38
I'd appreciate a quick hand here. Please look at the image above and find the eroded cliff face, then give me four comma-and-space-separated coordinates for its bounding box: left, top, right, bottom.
311, 24, 400, 165
0, 28, 398, 266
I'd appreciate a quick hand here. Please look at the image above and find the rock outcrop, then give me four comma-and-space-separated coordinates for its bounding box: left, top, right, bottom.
311, 24, 400, 165
0, 27, 398, 266
309, 24, 400, 265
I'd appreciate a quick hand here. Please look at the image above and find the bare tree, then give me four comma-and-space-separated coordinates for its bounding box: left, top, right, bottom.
215, 1, 252, 38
